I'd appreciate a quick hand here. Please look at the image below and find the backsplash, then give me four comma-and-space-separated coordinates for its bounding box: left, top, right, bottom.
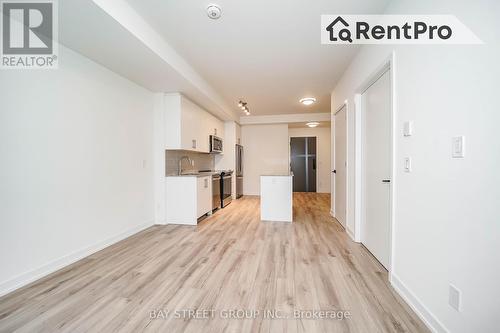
165, 150, 215, 176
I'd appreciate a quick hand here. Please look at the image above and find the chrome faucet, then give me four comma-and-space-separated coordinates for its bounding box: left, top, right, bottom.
179, 156, 194, 175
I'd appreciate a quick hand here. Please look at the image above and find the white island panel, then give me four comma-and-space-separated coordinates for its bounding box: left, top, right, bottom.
165, 176, 197, 225
260, 175, 293, 222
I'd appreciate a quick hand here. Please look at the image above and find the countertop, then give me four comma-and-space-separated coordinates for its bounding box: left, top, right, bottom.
166, 171, 219, 178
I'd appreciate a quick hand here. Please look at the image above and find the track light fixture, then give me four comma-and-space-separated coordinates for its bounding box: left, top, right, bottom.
238, 100, 251, 115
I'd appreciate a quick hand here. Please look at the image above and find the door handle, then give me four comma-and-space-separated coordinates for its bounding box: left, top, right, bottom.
382, 179, 391, 183
332, 170, 336, 174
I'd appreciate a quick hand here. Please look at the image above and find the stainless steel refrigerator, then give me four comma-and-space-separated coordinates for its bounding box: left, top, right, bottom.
236, 144, 243, 198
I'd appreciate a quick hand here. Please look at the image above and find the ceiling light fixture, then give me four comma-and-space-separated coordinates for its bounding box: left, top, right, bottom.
306, 122, 320, 128
238, 100, 251, 115
300, 97, 316, 106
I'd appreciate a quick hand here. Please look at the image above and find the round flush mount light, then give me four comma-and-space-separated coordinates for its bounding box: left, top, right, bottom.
306, 122, 320, 128
207, 4, 222, 19
300, 97, 316, 106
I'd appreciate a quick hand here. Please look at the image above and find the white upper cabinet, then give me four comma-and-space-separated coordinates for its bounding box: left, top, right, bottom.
180, 97, 202, 151
164, 93, 224, 153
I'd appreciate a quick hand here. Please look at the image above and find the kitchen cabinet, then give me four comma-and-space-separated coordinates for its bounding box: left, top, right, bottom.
165, 175, 212, 225
164, 93, 224, 153
196, 176, 212, 218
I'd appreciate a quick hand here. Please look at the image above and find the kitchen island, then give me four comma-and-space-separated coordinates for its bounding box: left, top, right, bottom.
260, 174, 293, 222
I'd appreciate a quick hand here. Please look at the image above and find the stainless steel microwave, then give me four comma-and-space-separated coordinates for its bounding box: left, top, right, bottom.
209, 135, 223, 153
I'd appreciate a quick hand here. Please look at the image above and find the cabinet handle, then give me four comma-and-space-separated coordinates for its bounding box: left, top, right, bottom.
192, 139, 196, 149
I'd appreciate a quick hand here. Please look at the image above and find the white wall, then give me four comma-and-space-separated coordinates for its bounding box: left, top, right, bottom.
241, 124, 289, 195
288, 127, 331, 193
331, 0, 500, 332
0, 45, 155, 296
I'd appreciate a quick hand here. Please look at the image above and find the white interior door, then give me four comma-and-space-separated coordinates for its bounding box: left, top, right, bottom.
334, 105, 347, 227
361, 70, 391, 269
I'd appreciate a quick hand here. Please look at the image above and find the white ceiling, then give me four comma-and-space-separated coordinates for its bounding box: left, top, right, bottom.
59, 0, 235, 121
125, 0, 391, 115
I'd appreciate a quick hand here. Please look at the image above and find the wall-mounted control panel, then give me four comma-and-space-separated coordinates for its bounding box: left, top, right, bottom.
452, 136, 465, 158
403, 121, 413, 136
404, 157, 412, 173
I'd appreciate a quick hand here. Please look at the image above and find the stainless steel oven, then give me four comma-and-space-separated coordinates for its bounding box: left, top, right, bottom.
209, 135, 223, 153
220, 171, 232, 207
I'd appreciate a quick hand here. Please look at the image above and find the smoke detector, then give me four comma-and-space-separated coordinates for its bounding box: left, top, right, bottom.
207, 4, 222, 19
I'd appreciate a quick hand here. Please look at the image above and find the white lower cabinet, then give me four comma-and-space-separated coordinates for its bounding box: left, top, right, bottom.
196, 176, 212, 218
165, 176, 212, 225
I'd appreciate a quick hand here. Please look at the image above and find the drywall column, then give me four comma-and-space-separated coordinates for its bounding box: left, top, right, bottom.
153, 93, 166, 224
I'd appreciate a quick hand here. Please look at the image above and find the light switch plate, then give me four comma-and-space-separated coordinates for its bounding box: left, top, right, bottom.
449, 284, 461, 311
404, 157, 411, 172
403, 121, 413, 136
452, 136, 465, 158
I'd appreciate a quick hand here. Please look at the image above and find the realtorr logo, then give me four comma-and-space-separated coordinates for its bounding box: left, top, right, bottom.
1, 0, 58, 69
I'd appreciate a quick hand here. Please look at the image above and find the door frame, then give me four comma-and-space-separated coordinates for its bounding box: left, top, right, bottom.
332, 103, 348, 230
289, 136, 318, 192
354, 53, 396, 273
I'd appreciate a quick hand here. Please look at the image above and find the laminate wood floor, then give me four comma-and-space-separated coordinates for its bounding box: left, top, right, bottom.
0, 193, 429, 333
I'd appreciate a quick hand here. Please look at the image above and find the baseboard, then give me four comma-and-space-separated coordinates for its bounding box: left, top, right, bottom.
346, 226, 356, 241
0, 221, 154, 297
330, 210, 356, 240
390, 273, 449, 333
